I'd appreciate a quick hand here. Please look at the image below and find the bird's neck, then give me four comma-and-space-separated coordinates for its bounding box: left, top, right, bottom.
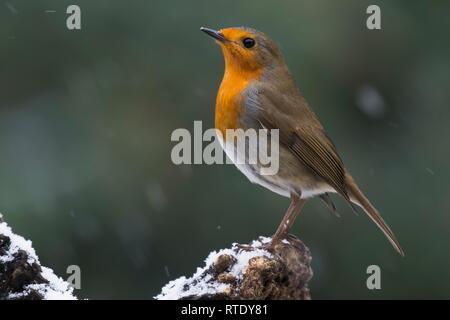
215, 63, 262, 136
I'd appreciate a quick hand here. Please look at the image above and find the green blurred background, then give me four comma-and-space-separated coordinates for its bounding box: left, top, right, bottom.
1, 0, 449, 299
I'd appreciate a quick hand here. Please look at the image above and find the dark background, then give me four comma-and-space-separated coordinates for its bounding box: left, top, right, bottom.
1, 0, 449, 299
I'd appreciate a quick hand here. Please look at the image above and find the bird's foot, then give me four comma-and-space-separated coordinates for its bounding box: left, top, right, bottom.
262, 241, 276, 252
266, 233, 295, 252
235, 243, 254, 252
235, 234, 292, 253
235, 238, 280, 253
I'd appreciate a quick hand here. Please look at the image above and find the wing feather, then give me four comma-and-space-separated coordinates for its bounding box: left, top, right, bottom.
246, 84, 349, 199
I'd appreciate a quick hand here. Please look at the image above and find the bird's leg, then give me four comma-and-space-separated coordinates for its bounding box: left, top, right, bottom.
270, 193, 306, 248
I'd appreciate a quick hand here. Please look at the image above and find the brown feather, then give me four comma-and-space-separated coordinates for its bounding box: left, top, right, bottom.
346, 174, 405, 256
255, 89, 349, 201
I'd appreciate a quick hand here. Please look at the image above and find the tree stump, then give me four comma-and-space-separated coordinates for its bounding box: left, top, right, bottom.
156, 235, 313, 300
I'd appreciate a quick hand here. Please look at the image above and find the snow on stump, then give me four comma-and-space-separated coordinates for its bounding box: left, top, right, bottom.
156, 235, 313, 300
0, 215, 76, 300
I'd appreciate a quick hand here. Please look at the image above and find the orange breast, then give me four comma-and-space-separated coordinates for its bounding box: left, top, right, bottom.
215, 68, 261, 138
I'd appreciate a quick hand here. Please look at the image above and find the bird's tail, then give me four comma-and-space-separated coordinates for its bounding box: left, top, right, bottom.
345, 174, 405, 257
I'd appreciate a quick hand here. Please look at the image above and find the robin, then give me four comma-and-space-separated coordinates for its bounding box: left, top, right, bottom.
200, 26, 404, 256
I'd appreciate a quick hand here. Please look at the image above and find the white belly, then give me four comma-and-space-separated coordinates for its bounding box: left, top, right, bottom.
216, 132, 335, 199
217, 133, 290, 197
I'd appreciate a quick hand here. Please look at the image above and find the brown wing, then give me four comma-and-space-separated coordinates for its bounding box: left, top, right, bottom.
286, 129, 349, 200
245, 84, 349, 200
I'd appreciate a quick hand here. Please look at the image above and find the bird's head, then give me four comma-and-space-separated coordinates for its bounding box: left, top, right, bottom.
201, 26, 284, 74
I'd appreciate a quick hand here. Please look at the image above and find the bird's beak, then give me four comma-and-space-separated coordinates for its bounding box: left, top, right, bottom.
200, 27, 226, 43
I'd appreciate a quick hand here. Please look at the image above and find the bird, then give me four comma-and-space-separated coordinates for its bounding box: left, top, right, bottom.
200, 26, 404, 256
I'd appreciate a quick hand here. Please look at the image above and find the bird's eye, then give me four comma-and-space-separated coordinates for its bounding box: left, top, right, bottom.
243, 38, 255, 48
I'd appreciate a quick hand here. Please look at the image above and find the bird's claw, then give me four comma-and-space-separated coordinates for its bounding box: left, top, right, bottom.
235, 243, 254, 252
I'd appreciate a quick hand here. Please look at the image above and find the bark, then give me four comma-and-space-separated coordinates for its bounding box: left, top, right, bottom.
158, 234, 313, 300
0, 215, 76, 300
